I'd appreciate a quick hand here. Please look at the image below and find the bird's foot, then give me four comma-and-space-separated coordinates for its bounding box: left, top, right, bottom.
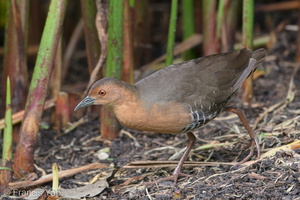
143, 132, 196, 186
235, 140, 255, 165
226, 107, 261, 165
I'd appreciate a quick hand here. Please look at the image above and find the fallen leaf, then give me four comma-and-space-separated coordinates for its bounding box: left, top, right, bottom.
59, 172, 111, 198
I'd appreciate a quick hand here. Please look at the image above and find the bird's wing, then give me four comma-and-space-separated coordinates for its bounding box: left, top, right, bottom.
135, 48, 264, 110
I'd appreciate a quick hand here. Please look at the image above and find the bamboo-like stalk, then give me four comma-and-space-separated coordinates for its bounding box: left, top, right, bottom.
2, 77, 13, 164
226, 0, 239, 50
0, 1, 6, 27
241, 0, 254, 103
129, 0, 135, 7
13, 0, 68, 178
202, 0, 217, 55
194, 0, 202, 36
50, 37, 62, 99
133, 0, 149, 68
122, 0, 134, 84
182, 0, 196, 60
216, 0, 225, 51
106, 1, 123, 78
2, 0, 29, 115
1, 1, 28, 186
84, 0, 108, 95
165, 0, 178, 66
80, 0, 100, 74
242, 0, 254, 48
100, 0, 123, 139
52, 163, 59, 195
0, 77, 13, 193
52, 36, 70, 130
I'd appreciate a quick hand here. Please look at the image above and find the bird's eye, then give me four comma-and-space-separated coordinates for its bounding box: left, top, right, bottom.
98, 89, 106, 96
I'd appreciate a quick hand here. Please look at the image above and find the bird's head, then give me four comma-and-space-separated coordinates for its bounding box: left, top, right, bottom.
74, 77, 131, 111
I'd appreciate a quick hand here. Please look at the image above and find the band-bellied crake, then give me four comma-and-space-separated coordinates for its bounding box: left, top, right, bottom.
75, 48, 266, 184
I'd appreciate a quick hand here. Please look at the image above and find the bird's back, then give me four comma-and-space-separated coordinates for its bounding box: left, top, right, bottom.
135, 48, 266, 111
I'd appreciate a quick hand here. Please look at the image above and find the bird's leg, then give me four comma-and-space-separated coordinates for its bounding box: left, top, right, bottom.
172, 132, 196, 184
226, 107, 261, 164
143, 132, 196, 186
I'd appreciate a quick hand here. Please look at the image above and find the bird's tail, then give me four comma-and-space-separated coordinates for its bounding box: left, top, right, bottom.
252, 48, 267, 68
233, 48, 267, 91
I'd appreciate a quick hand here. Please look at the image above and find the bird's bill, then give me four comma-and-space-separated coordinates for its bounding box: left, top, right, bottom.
74, 96, 96, 111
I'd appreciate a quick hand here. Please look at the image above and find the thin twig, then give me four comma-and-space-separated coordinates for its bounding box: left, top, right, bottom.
9, 163, 108, 189
84, 0, 108, 95
0, 98, 56, 130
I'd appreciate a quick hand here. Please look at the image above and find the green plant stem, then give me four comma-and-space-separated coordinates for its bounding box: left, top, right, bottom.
2, 0, 29, 114
2, 77, 12, 164
52, 163, 59, 194
129, 0, 135, 7
14, 0, 68, 178
242, 0, 253, 48
106, 0, 123, 77
202, 0, 217, 55
234, 35, 270, 50
241, 0, 254, 103
165, 0, 178, 66
182, 0, 196, 60
216, 0, 225, 44
101, 0, 123, 140
80, 0, 100, 73
226, 0, 239, 50
122, 0, 134, 84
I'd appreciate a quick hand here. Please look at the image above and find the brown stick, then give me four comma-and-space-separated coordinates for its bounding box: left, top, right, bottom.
83, 0, 108, 96
8, 163, 107, 189
140, 34, 203, 72
0, 98, 56, 130
255, 1, 300, 12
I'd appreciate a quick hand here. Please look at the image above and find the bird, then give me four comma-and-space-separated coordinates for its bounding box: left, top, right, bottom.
75, 48, 266, 184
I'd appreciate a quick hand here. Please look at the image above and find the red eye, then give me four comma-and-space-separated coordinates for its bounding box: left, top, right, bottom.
98, 89, 106, 96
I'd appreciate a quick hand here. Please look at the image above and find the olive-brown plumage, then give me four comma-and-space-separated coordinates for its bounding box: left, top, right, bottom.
75, 48, 266, 184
